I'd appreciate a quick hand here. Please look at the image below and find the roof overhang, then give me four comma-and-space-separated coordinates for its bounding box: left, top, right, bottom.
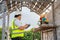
5, 0, 54, 14
0, 0, 55, 19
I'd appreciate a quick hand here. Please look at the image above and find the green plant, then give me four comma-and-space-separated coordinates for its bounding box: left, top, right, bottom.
0, 28, 2, 40
23, 31, 41, 40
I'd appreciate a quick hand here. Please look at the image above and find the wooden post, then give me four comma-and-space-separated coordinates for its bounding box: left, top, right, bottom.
7, 13, 10, 40
41, 31, 43, 40
52, 1, 57, 40
2, 1, 7, 40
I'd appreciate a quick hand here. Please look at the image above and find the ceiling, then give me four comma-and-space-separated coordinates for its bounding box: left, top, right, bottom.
5, 0, 54, 14
0, 0, 54, 19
